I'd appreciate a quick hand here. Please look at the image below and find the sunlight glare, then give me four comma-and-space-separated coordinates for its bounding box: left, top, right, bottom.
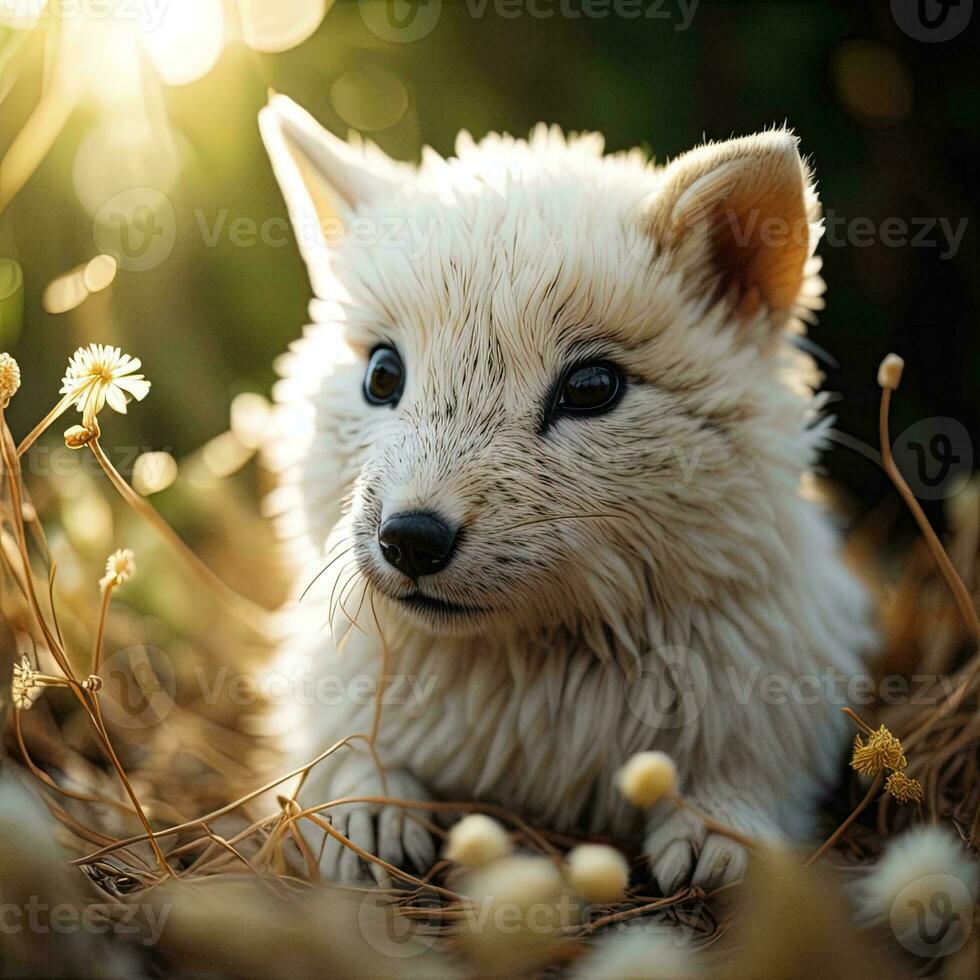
140, 0, 225, 87
0, 0, 45, 30
73, 118, 180, 216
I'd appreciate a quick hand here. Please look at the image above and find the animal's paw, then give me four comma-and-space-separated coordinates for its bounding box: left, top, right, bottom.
316, 770, 436, 887
645, 807, 749, 894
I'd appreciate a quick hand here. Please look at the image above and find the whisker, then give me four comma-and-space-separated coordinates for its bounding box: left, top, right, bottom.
347, 575, 371, 631
327, 565, 365, 639
325, 560, 357, 635
300, 543, 356, 602
337, 571, 369, 639
368, 589, 391, 747
499, 511, 628, 533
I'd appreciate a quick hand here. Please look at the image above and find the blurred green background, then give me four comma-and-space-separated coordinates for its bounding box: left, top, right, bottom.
0, 0, 977, 526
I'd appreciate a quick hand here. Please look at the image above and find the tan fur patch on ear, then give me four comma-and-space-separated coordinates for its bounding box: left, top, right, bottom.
650, 132, 814, 326
703, 156, 808, 316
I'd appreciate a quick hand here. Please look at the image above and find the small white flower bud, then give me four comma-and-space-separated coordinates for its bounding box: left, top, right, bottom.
877, 353, 904, 391
566, 844, 630, 904
445, 814, 512, 868
616, 751, 677, 807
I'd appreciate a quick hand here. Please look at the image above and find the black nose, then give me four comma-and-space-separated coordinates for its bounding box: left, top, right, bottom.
378, 511, 457, 579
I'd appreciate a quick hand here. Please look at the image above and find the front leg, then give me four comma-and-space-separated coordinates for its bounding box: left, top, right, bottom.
644, 782, 784, 894
302, 757, 437, 886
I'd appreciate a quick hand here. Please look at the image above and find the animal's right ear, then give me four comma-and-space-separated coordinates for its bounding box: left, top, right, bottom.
258, 94, 405, 296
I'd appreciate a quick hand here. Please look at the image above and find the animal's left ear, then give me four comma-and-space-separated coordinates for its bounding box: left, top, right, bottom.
645, 130, 821, 336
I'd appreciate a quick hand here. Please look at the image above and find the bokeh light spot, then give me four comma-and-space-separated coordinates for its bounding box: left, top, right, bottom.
43, 266, 89, 315
202, 431, 253, 478
330, 66, 409, 133
133, 451, 179, 496
238, 0, 329, 54
230, 392, 271, 450
83, 254, 118, 293
831, 40, 913, 126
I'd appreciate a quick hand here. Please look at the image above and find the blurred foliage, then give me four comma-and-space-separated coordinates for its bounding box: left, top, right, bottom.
0, 0, 976, 525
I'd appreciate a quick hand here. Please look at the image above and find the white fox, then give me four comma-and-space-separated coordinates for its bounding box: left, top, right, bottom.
259, 95, 872, 891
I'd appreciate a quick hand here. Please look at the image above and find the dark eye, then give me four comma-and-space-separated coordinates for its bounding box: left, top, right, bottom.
364, 346, 404, 406
555, 361, 624, 417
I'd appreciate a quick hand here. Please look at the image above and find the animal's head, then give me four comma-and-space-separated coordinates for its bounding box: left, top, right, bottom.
261, 96, 825, 647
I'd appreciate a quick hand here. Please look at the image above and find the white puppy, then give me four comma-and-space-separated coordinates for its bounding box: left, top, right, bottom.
259, 96, 872, 891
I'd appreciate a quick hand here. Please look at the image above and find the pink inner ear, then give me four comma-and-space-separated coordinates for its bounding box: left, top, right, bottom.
706, 174, 810, 320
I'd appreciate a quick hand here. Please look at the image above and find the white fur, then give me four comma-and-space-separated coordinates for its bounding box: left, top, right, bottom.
259, 96, 874, 889
571, 924, 694, 979
854, 826, 979, 931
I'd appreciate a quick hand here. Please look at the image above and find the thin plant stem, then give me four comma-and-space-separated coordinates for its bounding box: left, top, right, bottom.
91, 581, 114, 676
805, 772, 883, 867
2, 413, 172, 877
15, 392, 74, 457
879, 388, 980, 644
842, 707, 875, 737
85, 693, 174, 877
1, 415, 74, 677
86, 436, 274, 637
73, 735, 374, 865
878, 386, 980, 745
670, 796, 759, 850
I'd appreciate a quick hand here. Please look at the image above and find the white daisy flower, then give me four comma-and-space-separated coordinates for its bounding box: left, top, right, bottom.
60, 344, 151, 426
100, 548, 137, 591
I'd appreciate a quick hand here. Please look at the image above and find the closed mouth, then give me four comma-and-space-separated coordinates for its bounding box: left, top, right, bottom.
395, 593, 488, 617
